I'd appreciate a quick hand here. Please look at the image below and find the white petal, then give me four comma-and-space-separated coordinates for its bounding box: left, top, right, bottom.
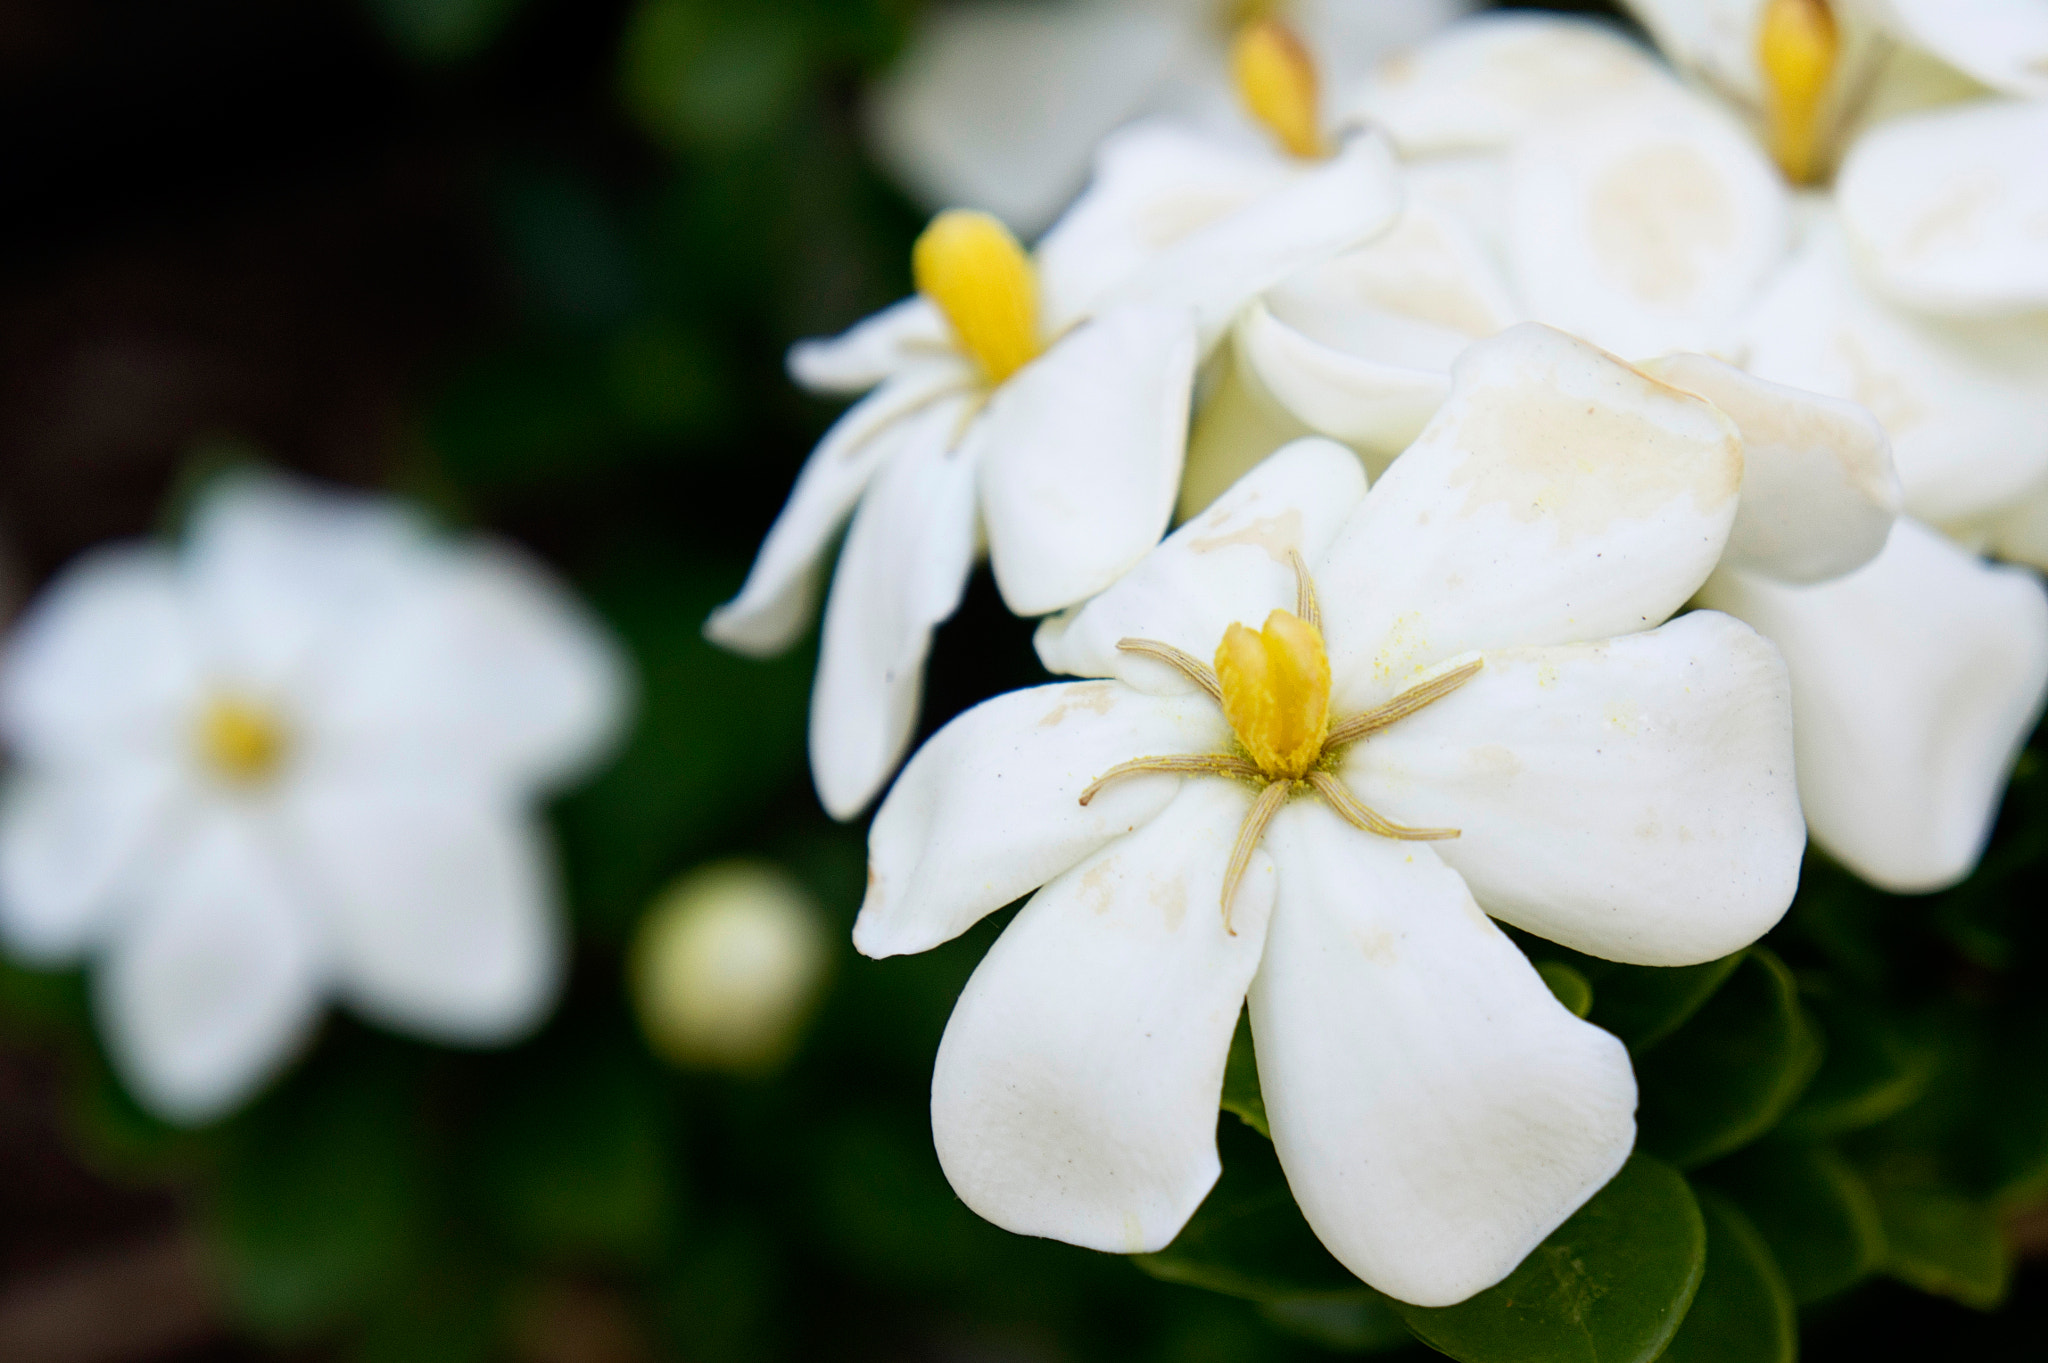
1035, 439, 1369, 690
1740, 211, 2048, 526
182, 474, 430, 694
1236, 199, 1516, 464
1250, 805, 1637, 1307
1347, 611, 1803, 965
1348, 12, 1676, 157
1982, 477, 2048, 572
1868, 0, 2048, 99
288, 778, 560, 1042
0, 545, 200, 767
1177, 338, 1319, 521
977, 305, 1197, 617
1642, 353, 1900, 583
1698, 520, 2048, 893
1079, 132, 1407, 352
857, 681, 1226, 959
0, 765, 182, 962
309, 540, 629, 791
1317, 324, 1742, 711
1620, 0, 1769, 103
808, 400, 981, 820
96, 810, 326, 1124
1291, 0, 1475, 94
787, 298, 954, 394
1237, 306, 1454, 469
1503, 86, 1790, 358
1034, 120, 1297, 333
865, 0, 1196, 235
931, 779, 1273, 1255
1836, 99, 2048, 315
706, 371, 976, 658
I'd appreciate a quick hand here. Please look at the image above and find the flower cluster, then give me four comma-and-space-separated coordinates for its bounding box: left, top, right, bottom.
698, 0, 2048, 1316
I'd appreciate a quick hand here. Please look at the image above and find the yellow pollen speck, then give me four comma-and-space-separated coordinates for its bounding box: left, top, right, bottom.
1215, 609, 1330, 780
198, 696, 286, 784
1757, 0, 1838, 185
912, 209, 1041, 386
1231, 19, 1325, 160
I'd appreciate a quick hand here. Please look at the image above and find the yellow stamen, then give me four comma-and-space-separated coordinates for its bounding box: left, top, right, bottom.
1757, 0, 1839, 184
1215, 610, 1330, 781
198, 696, 286, 784
911, 209, 1041, 386
1231, 19, 1324, 160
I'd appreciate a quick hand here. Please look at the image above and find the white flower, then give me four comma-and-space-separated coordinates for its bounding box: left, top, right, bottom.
1203, 7, 2048, 891
856, 325, 1804, 1307
866, 0, 1466, 234
0, 475, 628, 1123
706, 121, 1400, 820
629, 860, 831, 1075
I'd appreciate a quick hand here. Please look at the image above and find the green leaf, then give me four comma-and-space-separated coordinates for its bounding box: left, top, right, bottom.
1776, 992, 1935, 1140
622, 0, 808, 151
1869, 1180, 2011, 1310
1537, 962, 1595, 1019
1588, 953, 1743, 1053
1259, 1292, 1414, 1353
1635, 949, 1823, 1169
470, 1035, 674, 1261
1393, 1154, 1705, 1363
1703, 1141, 1884, 1304
1137, 1118, 1360, 1301
1656, 1190, 1796, 1363
208, 1046, 429, 1338
1221, 1011, 1269, 1138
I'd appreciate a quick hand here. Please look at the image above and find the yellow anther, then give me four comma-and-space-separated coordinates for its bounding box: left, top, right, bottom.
197, 696, 286, 785
1215, 610, 1331, 781
912, 209, 1042, 386
1231, 19, 1324, 160
1757, 0, 1838, 184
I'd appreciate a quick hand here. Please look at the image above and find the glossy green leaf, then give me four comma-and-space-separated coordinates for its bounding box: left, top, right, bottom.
1870, 1180, 2011, 1310
1588, 953, 1744, 1053
1393, 1154, 1705, 1363
1636, 949, 1823, 1169
1137, 1118, 1359, 1301
1259, 1292, 1414, 1353
1703, 1140, 1884, 1304
1537, 961, 1595, 1018
1656, 1190, 1796, 1363
1220, 1011, 1269, 1138
1777, 992, 1935, 1139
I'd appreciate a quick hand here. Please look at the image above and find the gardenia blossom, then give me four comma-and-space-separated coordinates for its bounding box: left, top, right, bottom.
1189, 5, 2048, 892
706, 118, 1400, 819
856, 325, 1805, 1306
0, 476, 627, 1123
866, 0, 1465, 234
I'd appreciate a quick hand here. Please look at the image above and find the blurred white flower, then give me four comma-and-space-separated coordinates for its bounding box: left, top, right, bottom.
857, 326, 1804, 1306
629, 860, 831, 1075
1203, 7, 2048, 891
707, 124, 1399, 820
867, 0, 1467, 235
0, 474, 628, 1123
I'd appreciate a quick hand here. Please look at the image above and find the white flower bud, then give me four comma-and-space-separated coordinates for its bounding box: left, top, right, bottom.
629, 861, 831, 1075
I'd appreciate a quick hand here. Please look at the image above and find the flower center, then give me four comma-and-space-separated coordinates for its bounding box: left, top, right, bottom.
1231, 18, 1325, 160
1215, 609, 1330, 780
912, 209, 1042, 386
197, 695, 287, 785
1757, 0, 1839, 185
1078, 555, 1483, 932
